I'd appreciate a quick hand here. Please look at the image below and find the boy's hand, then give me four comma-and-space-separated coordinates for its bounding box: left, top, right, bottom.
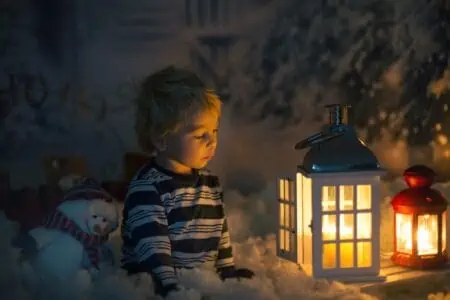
217, 266, 255, 281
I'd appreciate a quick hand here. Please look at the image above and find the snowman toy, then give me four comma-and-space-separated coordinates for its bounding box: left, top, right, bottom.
23, 177, 119, 290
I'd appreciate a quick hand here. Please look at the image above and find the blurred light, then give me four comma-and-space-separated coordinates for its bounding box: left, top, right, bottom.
401, 128, 409, 137
437, 134, 448, 145
444, 150, 450, 158
435, 123, 442, 131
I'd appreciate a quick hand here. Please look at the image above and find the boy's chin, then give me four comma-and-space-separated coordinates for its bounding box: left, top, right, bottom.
192, 160, 210, 169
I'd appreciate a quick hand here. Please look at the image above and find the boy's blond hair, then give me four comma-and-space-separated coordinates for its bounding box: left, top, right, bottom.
135, 65, 222, 153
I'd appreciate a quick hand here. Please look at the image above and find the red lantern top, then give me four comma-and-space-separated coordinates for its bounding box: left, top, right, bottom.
391, 165, 447, 214
403, 165, 436, 188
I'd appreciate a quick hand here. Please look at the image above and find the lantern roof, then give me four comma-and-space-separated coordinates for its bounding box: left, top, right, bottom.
391, 188, 447, 210
295, 104, 381, 173
391, 165, 448, 211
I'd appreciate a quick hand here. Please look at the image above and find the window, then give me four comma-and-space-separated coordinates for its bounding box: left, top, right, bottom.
417, 214, 438, 256
321, 184, 373, 269
443, 211, 447, 253
278, 178, 295, 254
395, 213, 413, 254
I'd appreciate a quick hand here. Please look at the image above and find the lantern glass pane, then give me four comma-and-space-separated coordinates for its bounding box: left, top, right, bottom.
285, 229, 291, 252
290, 203, 295, 229
322, 214, 337, 241
284, 180, 290, 202
322, 186, 336, 211
340, 214, 354, 240
279, 203, 285, 227
356, 185, 371, 210
396, 213, 413, 254
290, 231, 295, 254
340, 242, 354, 268
357, 212, 372, 239
323, 243, 336, 269
339, 185, 354, 211
284, 203, 290, 229
279, 179, 285, 201
417, 214, 438, 256
443, 211, 447, 253
357, 242, 372, 267
279, 229, 285, 250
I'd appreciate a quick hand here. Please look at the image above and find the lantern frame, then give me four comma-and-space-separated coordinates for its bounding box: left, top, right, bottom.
278, 102, 386, 282
390, 165, 448, 269
391, 196, 447, 269
277, 168, 386, 282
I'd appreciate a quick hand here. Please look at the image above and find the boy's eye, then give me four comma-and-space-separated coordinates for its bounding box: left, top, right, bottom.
194, 129, 218, 139
92, 214, 98, 219
193, 132, 207, 139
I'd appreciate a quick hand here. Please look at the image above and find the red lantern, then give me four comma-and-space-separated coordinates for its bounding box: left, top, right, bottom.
391, 165, 448, 269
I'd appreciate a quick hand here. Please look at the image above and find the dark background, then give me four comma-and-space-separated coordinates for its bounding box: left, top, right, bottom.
1, 0, 449, 187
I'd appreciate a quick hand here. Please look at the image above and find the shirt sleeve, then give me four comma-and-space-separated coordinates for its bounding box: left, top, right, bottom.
125, 180, 178, 287
215, 191, 235, 269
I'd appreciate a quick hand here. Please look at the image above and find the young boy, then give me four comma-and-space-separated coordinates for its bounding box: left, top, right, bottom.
120, 66, 254, 298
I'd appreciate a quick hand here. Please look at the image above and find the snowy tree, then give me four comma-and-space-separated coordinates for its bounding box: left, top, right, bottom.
228, 0, 449, 143
0, 0, 132, 182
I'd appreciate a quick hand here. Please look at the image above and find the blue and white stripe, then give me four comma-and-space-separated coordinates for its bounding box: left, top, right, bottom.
120, 163, 234, 287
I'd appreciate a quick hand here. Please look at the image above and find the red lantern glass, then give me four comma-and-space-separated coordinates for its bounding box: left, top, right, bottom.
391, 165, 447, 268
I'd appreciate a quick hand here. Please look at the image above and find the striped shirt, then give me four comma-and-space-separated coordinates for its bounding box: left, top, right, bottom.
120, 162, 234, 287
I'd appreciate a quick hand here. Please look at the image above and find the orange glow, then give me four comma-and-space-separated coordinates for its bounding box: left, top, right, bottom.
322, 214, 371, 240
322, 212, 372, 268
396, 213, 438, 255
321, 185, 373, 269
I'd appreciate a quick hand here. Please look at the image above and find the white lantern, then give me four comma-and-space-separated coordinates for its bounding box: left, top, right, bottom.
277, 104, 386, 282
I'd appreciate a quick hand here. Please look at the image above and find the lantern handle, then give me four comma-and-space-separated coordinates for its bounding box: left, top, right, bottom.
294, 131, 343, 150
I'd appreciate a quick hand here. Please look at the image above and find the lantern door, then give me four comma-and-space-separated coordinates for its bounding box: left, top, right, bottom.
311, 172, 383, 280
296, 172, 313, 276
277, 177, 297, 262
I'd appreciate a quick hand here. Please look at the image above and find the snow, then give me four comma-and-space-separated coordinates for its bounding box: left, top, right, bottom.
2, 172, 450, 299
0, 208, 378, 299
430, 293, 450, 300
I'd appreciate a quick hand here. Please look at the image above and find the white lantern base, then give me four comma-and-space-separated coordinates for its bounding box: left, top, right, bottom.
322, 274, 387, 284
297, 264, 387, 283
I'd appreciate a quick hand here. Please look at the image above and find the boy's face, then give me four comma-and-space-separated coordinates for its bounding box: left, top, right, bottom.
164, 108, 219, 171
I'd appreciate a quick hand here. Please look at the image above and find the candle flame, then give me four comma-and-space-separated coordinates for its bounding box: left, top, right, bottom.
396, 214, 438, 255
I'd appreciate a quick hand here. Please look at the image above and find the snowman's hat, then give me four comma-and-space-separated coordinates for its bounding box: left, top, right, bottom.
63, 177, 114, 203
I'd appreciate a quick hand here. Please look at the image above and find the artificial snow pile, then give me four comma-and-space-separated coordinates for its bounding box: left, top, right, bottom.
0, 201, 377, 300
429, 293, 450, 300
3, 177, 450, 299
